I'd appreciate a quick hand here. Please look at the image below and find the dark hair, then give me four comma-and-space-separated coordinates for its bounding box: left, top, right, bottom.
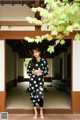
31, 47, 41, 67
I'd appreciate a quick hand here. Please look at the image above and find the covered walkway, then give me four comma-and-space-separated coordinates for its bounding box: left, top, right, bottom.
6, 82, 71, 109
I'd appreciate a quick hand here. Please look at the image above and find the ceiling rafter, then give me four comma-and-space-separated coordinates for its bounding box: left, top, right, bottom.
6, 39, 71, 58
0, 0, 44, 8
0, 0, 35, 8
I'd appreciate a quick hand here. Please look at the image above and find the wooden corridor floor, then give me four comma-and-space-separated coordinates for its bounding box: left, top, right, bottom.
8, 114, 80, 120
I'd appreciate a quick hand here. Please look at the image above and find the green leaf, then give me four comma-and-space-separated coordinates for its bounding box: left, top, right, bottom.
51, 30, 58, 35
35, 36, 43, 43
72, 5, 79, 12
73, 23, 80, 29
59, 14, 66, 19
44, 0, 49, 4
49, 26, 55, 31
47, 35, 53, 41
41, 34, 49, 40
26, 17, 33, 24
60, 40, 65, 45
24, 37, 34, 43
56, 34, 62, 39
31, 8, 37, 13
62, 0, 68, 2
46, 4, 50, 10
58, 20, 65, 24
47, 45, 54, 54
26, 17, 42, 25
74, 34, 80, 41
55, 40, 60, 45
67, 26, 73, 32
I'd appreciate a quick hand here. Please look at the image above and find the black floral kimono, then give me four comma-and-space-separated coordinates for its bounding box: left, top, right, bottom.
27, 58, 49, 107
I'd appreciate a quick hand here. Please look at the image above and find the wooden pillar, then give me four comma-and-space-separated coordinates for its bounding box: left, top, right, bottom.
72, 41, 80, 113
0, 40, 5, 112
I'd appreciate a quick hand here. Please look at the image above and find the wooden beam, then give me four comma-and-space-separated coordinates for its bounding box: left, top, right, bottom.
0, 21, 34, 26
0, 30, 50, 39
0, 30, 80, 40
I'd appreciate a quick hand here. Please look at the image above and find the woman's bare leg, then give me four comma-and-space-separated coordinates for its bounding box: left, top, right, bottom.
40, 107, 44, 119
33, 107, 38, 120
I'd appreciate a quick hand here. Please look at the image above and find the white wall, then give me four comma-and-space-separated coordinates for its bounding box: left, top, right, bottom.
6, 44, 14, 82
67, 47, 71, 54
73, 41, 80, 91
0, 26, 35, 31
18, 58, 24, 76
60, 52, 64, 78
53, 55, 60, 77
0, 40, 4, 91
47, 58, 53, 77
60, 52, 67, 79
6, 44, 19, 82
53, 46, 71, 79
14, 52, 19, 79
0, 5, 34, 21
64, 52, 67, 78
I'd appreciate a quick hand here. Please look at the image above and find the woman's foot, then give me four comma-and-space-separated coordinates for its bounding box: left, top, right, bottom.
33, 113, 38, 120
40, 107, 44, 119
33, 107, 38, 120
40, 113, 44, 120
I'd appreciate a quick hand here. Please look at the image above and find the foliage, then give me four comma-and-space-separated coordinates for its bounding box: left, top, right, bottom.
24, 58, 31, 67
24, 0, 80, 53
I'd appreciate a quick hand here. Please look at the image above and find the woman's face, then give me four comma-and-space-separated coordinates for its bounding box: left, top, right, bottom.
33, 50, 41, 58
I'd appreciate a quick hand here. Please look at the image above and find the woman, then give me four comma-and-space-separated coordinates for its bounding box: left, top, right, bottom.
27, 47, 49, 120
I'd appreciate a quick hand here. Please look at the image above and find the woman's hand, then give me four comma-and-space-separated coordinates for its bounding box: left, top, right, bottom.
32, 70, 37, 75
36, 70, 42, 76
32, 70, 42, 76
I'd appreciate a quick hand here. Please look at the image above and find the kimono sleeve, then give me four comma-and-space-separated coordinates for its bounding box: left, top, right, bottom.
42, 59, 49, 76
27, 60, 32, 77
